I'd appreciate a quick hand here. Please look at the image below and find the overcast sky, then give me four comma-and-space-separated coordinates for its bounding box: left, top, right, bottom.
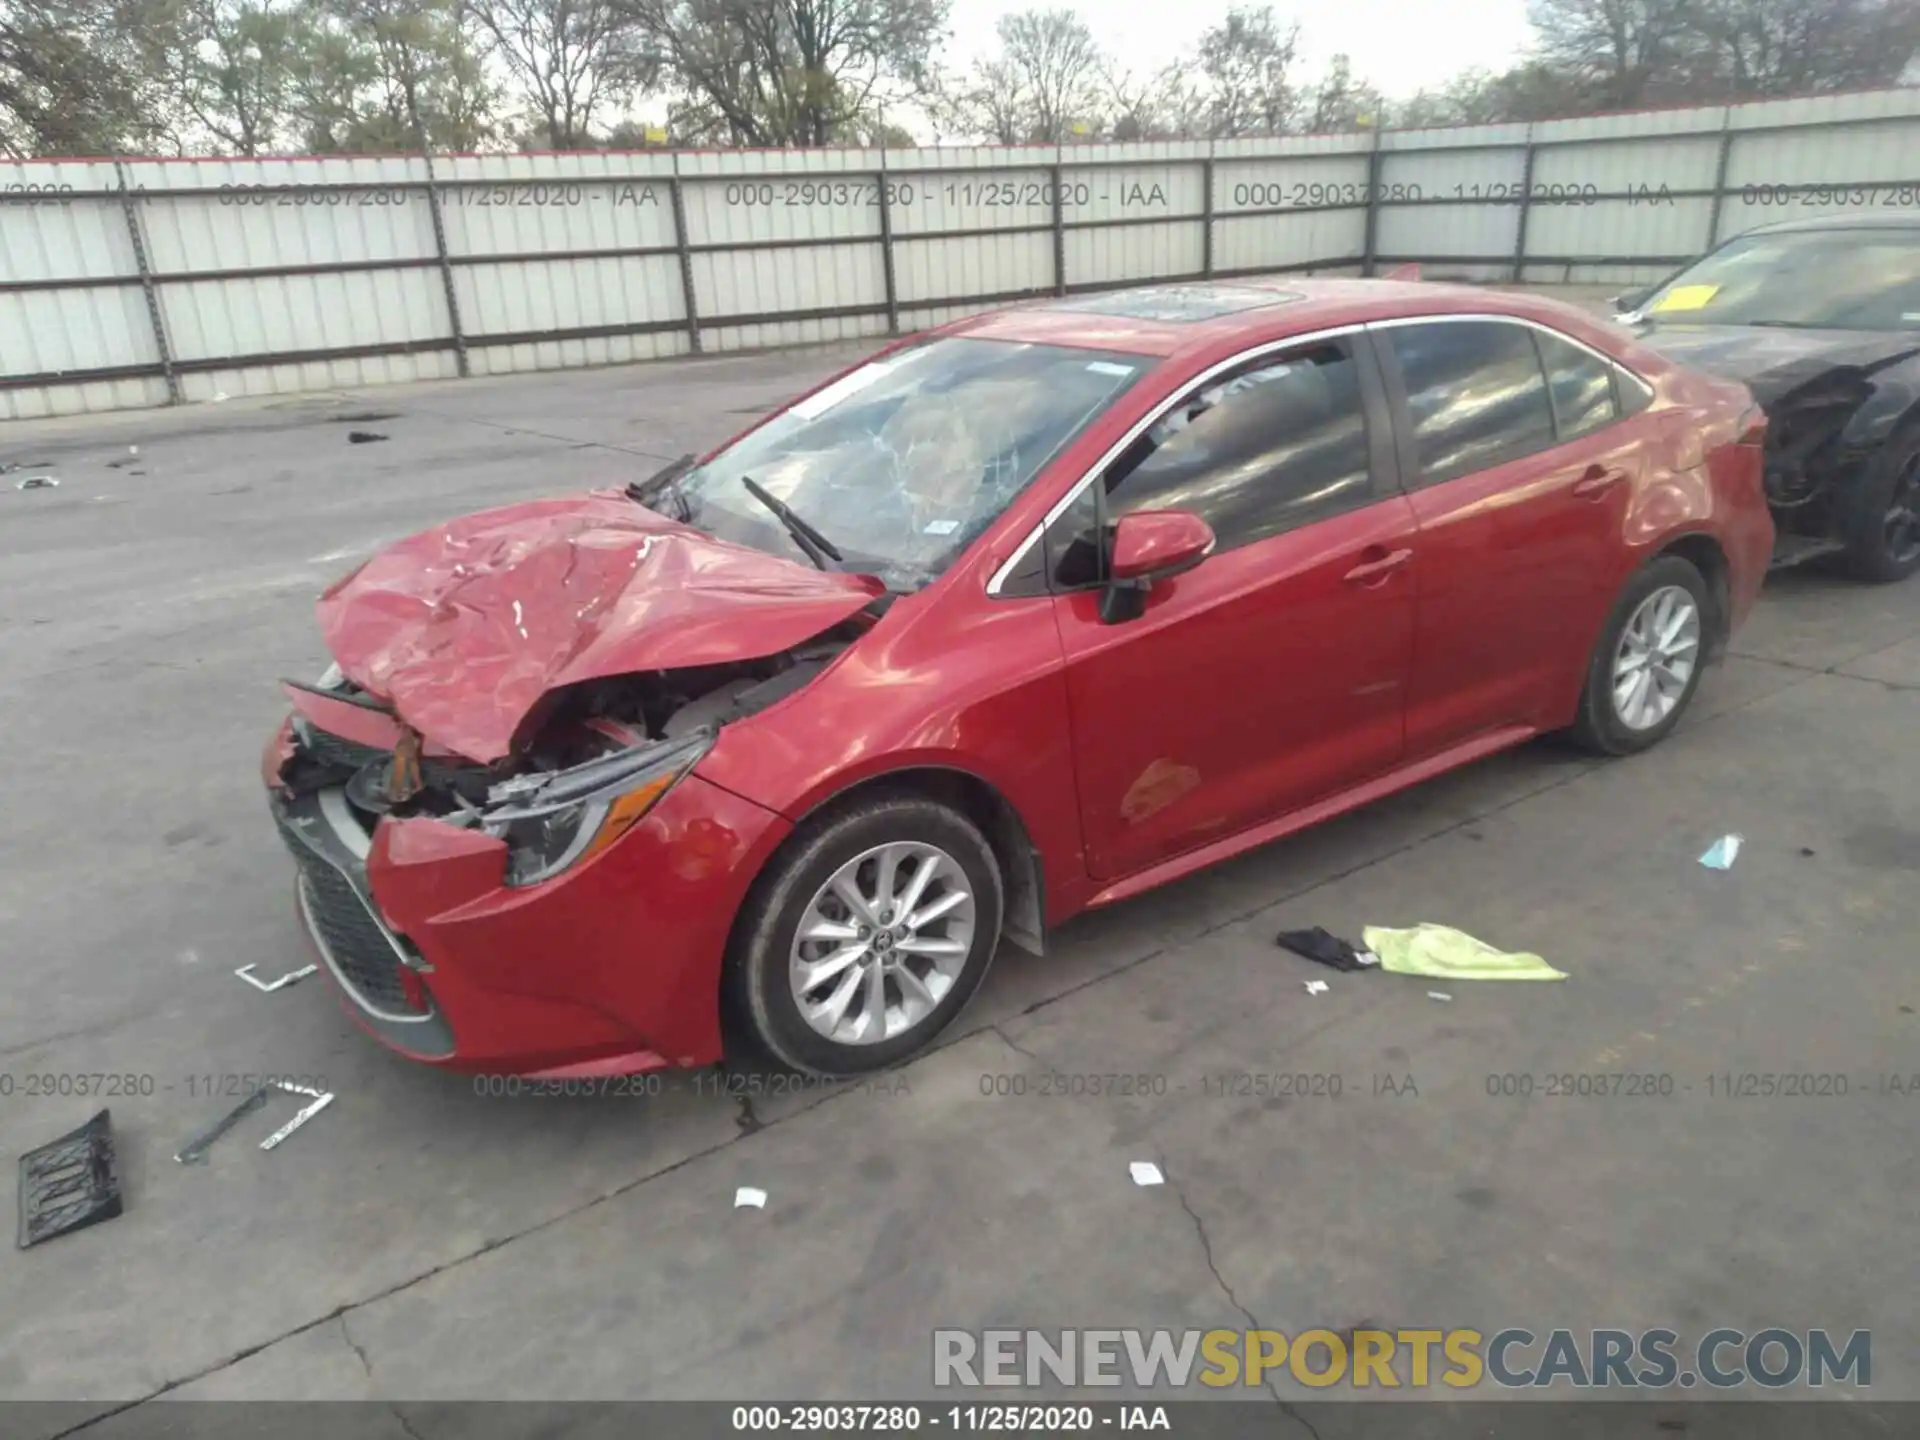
943, 0, 1538, 100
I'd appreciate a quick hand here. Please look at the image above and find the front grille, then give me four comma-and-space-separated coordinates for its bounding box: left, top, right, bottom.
277, 825, 426, 1018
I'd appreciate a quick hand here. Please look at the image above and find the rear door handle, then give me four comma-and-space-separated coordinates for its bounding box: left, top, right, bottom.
1343, 547, 1412, 584
1572, 464, 1629, 499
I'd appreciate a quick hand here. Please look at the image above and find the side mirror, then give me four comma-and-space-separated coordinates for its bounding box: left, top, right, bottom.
1614, 286, 1654, 316
1099, 510, 1215, 623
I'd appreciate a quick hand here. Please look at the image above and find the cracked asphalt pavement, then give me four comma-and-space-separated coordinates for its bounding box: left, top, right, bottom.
3, 295, 1917, 1433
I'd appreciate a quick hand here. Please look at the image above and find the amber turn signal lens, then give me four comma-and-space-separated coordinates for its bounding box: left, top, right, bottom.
580, 773, 678, 861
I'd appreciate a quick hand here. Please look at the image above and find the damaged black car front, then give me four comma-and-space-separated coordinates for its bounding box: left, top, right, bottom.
1614, 216, 1920, 582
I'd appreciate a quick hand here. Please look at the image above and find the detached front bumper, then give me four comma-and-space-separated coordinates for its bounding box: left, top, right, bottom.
263, 718, 792, 1076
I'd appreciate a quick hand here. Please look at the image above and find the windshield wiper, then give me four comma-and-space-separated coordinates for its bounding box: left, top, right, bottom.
627, 453, 697, 517
741, 476, 843, 569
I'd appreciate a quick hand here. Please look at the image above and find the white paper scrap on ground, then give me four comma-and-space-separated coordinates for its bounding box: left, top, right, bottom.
1427, 991, 1453, 1002
734, 1187, 768, 1209
1129, 1162, 1165, 1187
1304, 979, 1329, 996
1699, 835, 1743, 870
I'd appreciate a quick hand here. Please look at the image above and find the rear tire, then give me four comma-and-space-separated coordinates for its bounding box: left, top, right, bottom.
1567, 556, 1711, 756
728, 793, 1004, 1077
1835, 425, 1920, 584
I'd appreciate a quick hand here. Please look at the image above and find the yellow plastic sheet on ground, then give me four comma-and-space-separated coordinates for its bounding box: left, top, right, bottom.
1362, 924, 1568, 982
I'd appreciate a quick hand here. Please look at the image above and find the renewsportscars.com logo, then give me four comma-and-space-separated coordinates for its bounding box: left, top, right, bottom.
931, 1328, 1872, 1390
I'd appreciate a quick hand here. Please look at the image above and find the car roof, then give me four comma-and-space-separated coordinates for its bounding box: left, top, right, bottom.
1741, 212, 1920, 237
937, 278, 1604, 359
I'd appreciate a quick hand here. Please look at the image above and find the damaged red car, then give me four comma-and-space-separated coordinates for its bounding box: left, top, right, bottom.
264, 279, 1773, 1079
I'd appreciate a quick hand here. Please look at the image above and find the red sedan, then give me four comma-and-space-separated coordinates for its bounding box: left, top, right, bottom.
264, 279, 1773, 1079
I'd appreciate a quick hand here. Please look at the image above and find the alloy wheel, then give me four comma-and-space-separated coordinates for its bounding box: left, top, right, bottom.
1611, 583, 1701, 731
788, 842, 977, 1046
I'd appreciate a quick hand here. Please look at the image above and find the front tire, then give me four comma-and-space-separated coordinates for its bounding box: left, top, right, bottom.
1567, 555, 1711, 756
729, 793, 1004, 1076
1835, 425, 1920, 584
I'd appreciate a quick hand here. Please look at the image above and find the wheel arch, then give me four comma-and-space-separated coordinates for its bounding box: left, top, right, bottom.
1654, 530, 1733, 664
726, 764, 1048, 979
1548, 534, 1729, 734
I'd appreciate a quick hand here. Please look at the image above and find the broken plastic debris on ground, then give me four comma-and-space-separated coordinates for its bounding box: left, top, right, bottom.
1699, 834, 1743, 870
234, 961, 318, 993
175, 1078, 334, 1164
17, 1110, 123, 1249
734, 1187, 768, 1209
1362, 924, 1568, 982
1129, 1162, 1165, 1187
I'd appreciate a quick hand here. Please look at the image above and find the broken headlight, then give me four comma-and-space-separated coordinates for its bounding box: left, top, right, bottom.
481, 732, 713, 887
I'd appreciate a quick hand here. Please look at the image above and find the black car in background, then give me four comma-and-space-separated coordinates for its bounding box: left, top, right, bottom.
1614, 214, 1920, 583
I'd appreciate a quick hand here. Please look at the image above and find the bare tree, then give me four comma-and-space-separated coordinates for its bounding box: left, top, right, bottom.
932, 54, 1027, 142
1692, 0, 1920, 97
13, 0, 1920, 157
1192, 4, 1298, 136
1302, 53, 1385, 132
628, 0, 947, 147
1002, 8, 1103, 140
1103, 61, 1195, 141
1393, 61, 1582, 125
464, 0, 650, 148
1526, 0, 1709, 107
938, 8, 1103, 143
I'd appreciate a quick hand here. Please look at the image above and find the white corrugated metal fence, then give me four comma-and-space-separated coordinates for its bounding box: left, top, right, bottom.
4, 86, 1919, 419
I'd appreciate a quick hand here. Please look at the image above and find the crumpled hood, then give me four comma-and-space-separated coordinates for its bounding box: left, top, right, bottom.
317, 490, 881, 763
1630, 322, 1920, 406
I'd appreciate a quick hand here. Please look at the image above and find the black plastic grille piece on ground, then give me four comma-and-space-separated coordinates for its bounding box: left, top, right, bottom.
18, 1109, 123, 1249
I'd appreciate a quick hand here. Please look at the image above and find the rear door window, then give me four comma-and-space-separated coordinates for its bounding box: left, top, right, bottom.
1534, 330, 1619, 442
1382, 321, 1558, 485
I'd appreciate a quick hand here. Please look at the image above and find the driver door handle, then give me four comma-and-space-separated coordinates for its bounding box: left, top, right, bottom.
1344, 546, 1412, 584
1572, 463, 1630, 499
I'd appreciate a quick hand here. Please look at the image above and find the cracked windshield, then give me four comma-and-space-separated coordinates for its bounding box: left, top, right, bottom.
646, 337, 1152, 588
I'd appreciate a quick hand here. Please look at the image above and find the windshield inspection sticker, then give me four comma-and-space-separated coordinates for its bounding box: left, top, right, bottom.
1650, 283, 1721, 314
1085, 361, 1136, 377
922, 518, 961, 535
